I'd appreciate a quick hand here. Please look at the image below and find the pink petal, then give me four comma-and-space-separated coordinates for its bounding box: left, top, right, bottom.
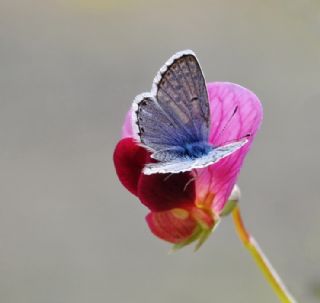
120, 82, 263, 214
196, 82, 263, 213
121, 110, 134, 138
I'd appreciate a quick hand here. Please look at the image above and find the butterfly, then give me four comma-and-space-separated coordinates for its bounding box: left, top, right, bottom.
131, 50, 248, 175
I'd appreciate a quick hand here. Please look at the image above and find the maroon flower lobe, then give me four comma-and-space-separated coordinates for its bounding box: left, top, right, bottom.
138, 172, 195, 212
113, 138, 148, 196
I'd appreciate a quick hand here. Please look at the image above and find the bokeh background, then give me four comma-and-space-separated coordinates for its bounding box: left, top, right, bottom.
0, 0, 319, 302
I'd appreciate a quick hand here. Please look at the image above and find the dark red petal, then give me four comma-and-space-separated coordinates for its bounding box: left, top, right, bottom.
138, 172, 196, 212
113, 138, 149, 196
146, 209, 198, 244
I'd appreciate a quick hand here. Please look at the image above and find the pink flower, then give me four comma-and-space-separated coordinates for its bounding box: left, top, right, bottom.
114, 82, 262, 248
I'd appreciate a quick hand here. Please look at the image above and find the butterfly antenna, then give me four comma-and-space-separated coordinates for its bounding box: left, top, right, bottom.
215, 106, 238, 144
219, 133, 252, 146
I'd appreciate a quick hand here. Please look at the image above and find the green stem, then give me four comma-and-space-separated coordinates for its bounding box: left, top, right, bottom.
232, 205, 298, 303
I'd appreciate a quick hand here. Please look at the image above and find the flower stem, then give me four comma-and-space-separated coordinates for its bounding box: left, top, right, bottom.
231, 205, 297, 303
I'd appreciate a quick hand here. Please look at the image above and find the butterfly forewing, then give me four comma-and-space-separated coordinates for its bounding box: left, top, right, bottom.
154, 52, 210, 143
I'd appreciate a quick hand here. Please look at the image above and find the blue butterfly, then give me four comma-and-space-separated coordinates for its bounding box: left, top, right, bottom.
132, 50, 248, 175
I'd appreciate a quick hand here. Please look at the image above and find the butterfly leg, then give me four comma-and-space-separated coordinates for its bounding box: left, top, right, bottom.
163, 173, 175, 182
183, 168, 208, 192
183, 176, 196, 192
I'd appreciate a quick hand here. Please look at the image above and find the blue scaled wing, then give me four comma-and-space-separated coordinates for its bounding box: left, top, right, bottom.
132, 50, 210, 160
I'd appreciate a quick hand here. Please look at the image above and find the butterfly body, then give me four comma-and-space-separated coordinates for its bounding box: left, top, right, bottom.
131, 50, 247, 175
151, 141, 212, 161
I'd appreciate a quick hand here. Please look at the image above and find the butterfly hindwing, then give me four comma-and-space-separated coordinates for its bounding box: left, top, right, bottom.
132, 93, 183, 153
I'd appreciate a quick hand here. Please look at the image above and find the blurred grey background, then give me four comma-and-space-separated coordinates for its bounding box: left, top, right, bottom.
0, 0, 319, 302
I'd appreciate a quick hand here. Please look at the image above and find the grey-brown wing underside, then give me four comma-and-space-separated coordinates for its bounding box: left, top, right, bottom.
132, 50, 210, 156
132, 93, 188, 154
